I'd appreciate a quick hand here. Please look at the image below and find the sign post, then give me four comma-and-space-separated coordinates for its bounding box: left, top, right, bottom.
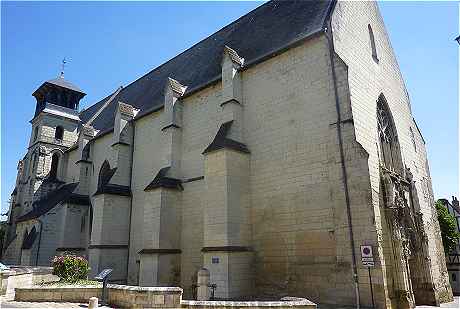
95, 268, 113, 305
360, 245, 375, 309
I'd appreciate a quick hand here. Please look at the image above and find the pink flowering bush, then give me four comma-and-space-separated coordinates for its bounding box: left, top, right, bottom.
52, 254, 89, 283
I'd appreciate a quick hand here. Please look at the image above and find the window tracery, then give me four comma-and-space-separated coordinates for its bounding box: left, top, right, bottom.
377, 95, 403, 175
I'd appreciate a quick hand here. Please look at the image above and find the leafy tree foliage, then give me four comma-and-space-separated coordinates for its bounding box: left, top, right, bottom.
435, 200, 460, 255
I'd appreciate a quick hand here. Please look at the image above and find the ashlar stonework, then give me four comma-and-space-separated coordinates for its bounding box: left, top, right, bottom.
3, 1, 452, 308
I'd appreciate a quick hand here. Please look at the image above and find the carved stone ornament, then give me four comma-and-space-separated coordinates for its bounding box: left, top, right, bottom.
82, 125, 96, 138
382, 168, 424, 255
39, 146, 47, 156
118, 102, 134, 117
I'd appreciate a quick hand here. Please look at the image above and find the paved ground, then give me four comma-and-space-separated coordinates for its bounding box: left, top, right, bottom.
1, 296, 458, 308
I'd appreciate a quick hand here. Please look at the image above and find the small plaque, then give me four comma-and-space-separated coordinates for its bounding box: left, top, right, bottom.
211, 257, 219, 264
95, 268, 113, 281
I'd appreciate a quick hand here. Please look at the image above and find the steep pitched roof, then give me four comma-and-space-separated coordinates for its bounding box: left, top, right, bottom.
45, 77, 85, 94
79, 0, 334, 134
16, 183, 90, 223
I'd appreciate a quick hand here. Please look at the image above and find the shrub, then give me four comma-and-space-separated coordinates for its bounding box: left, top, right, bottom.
435, 200, 460, 255
52, 254, 89, 283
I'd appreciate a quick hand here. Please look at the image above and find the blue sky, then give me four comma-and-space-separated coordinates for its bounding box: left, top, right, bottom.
1, 1, 458, 217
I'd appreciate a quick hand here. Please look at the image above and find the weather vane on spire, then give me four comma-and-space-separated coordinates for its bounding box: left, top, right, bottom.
59, 58, 67, 78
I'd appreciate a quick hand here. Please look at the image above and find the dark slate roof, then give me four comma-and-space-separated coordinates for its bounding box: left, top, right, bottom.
144, 167, 183, 191
45, 77, 85, 94
79, 0, 334, 133
16, 183, 90, 223
203, 120, 250, 154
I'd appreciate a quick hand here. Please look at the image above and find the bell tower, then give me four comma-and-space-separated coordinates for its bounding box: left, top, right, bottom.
32, 69, 85, 117
21, 66, 86, 213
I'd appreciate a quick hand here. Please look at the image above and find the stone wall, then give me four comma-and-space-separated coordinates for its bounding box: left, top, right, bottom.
1, 266, 58, 297
15, 284, 316, 309
331, 0, 452, 306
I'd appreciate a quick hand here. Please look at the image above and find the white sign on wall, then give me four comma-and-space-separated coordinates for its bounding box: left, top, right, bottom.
360, 245, 375, 267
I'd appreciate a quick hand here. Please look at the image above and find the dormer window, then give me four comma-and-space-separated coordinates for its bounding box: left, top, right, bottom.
55, 126, 64, 141
368, 25, 379, 63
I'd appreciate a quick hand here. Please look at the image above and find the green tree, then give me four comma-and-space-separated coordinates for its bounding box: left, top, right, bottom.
435, 200, 460, 255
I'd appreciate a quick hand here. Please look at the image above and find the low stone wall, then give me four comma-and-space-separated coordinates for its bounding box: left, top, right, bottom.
108, 285, 182, 308
15, 285, 182, 308
15, 284, 316, 309
15, 285, 101, 302
0, 266, 58, 296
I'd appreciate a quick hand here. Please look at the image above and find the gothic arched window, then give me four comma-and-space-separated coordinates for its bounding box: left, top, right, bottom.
55, 126, 64, 140
377, 95, 403, 175
368, 24, 378, 63
49, 153, 60, 179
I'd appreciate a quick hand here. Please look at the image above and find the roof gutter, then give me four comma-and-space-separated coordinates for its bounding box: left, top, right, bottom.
323, 4, 361, 309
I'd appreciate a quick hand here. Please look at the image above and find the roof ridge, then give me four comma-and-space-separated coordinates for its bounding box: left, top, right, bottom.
85, 86, 123, 126
116, 0, 274, 92
78, 0, 332, 133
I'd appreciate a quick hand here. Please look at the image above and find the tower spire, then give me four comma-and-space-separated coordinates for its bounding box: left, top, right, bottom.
59, 58, 67, 78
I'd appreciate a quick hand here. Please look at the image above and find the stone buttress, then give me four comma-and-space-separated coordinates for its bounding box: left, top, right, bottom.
89, 102, 135, 282
201, 46, 254, 299
138, 78, 186, 286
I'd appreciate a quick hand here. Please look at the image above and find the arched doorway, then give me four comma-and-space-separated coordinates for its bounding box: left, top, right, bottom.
377, 94, 434, 307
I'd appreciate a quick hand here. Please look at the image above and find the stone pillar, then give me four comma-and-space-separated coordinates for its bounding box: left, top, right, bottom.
89, 194, 131, 282
199, 47, 253, 299
110, 102, 135, 187
75, 125, 95, 195
162, 77, 186, 178
220, 46, 244, 142
89, 102, 135, 284
202, 133, 253, 299
140, 168, 183, 287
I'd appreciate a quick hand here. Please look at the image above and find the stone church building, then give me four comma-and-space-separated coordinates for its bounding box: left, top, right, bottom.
2, 0, 453, 308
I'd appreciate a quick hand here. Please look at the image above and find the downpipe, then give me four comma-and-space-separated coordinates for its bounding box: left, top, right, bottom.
324, 24, 361, 309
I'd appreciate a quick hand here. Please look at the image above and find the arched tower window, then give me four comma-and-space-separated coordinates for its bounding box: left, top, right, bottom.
49, 153, 60, 179
368, 24, 379, 63
55, 126, 64, 140
377, 94, 403, 175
